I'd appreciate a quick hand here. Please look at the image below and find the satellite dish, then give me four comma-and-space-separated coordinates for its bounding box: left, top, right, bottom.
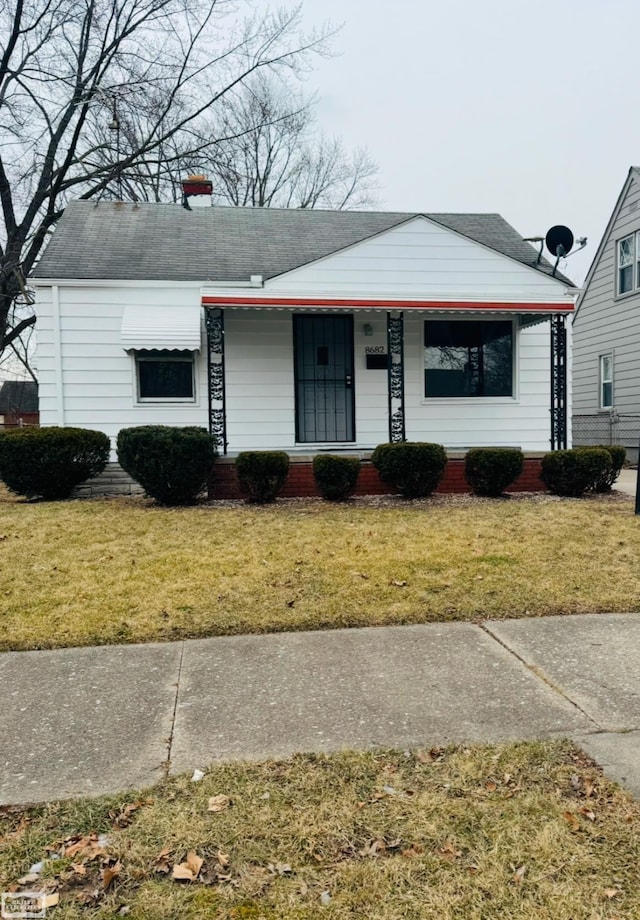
545, 225, 574, 258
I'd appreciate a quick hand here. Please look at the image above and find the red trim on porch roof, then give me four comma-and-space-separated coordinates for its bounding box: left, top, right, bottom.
201, 295, 574, 312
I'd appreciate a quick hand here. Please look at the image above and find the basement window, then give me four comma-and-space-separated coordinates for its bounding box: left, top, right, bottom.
136, 351, 195, 402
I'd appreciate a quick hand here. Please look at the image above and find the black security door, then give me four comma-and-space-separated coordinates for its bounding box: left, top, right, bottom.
294, 314, 355, 442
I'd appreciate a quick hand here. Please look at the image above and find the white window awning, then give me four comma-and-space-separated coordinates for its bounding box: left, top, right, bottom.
121, 305, 202, 352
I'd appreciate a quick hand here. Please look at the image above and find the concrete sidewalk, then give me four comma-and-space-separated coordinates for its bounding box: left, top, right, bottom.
615, 468, 638, 497
1, 613, 639, 805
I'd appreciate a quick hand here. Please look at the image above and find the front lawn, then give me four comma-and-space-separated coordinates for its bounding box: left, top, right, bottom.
1, 741, 638, 919
1, 492, 639, 651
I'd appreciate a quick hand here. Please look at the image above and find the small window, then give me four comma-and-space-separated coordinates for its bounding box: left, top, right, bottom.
618, 235, 634, 294
600, 354, 613, 409
136, 351, 195, 402
424, 320, 513, 398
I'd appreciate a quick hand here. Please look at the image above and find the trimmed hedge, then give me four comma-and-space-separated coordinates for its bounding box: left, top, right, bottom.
235, 451, 290, 503
0, 426, 110, 500
371, 441, 447, 498
117, 426, 216, 505
464, 447, 524, 497
541, 448, 611, 497
313, 454, 360, 501
576, 444, 626, 492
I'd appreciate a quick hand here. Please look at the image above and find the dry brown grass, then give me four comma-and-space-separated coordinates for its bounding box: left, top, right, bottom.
1, 489, 639, 651
1, 741, 639, 919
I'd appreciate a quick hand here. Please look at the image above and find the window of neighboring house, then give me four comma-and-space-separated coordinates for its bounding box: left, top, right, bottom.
424, 320, 514, 398
136, 351, 195, 402
600, 354, 613, 409
618, 234, 634, 294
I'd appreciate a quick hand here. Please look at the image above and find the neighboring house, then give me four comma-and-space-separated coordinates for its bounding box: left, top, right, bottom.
0, 380, 39, 427
30, 198, 576, 494
573, 167, 640, 460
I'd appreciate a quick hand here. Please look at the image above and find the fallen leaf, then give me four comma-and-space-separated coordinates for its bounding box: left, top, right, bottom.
401, 844, 424, 858
513, 865, 526, 884
44, 894, 59, 909
111, 800, 153, 828
604, 888, 620, 899
485, 781, 497, 792
153, 848, 172, 875
579, 807, 596, 822
268, 861, 291, 876
438, 840, 462, 862
208, 794, 231, 813
62, 833, 106, 860
563, 811, 580, 832
103, 860, 122, 890
360, 838, 386, 858
186, 852, 204, 877
216, 851, 230, 869
416, 748, 445, 764
172, 863, 196, 882
16, 874, 40, 885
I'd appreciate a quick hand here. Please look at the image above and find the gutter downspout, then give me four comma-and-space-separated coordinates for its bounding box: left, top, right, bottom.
52, 284, 65, 426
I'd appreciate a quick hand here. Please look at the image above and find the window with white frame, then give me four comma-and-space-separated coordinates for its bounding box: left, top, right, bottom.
135, 351, 196, 402
424, 320, 514, 397
599, 354, 613, 409
618, 234, 635, 294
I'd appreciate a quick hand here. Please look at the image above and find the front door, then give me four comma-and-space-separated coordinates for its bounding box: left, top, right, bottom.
293, 314, 355, 442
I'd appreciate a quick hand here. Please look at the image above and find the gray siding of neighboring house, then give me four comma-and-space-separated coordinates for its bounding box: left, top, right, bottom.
573, 171, 640, 455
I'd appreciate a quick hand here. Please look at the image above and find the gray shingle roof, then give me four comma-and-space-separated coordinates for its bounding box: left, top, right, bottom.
31, 200, 573, 285
0, 380, 38, 413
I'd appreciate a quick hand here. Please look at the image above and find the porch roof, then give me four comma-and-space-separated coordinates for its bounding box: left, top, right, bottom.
201, 295, 574, 317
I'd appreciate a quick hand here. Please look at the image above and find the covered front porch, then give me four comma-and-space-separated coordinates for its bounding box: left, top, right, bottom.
202, 296, 571, 459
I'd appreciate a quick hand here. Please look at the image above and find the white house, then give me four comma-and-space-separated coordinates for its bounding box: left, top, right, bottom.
31, 198, 576, 492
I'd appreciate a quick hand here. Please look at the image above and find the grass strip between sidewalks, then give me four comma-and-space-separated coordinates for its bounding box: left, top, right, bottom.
1, 741, 639, 919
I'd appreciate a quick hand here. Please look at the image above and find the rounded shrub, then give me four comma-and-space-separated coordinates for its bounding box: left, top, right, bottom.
371, 441, 447, 498
0, 426, 110, 500
235, 451, 290, 503
576, 444, 626, 492
464, 447, 524, 497
117, 426, 216, 505
313, 454, 360, 501
540, 448, 611, 497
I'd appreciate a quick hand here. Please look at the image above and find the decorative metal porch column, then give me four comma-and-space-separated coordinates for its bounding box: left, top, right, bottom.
550, 313, 567, 450
387, 311, 406, 442
205, 307, 227, 454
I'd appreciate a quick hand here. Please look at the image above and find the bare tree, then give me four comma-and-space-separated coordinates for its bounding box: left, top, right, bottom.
0, 0, 334, 361
205, 78, 379, 209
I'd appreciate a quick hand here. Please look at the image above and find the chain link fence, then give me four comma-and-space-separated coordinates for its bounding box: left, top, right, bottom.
573, 413, 640, 463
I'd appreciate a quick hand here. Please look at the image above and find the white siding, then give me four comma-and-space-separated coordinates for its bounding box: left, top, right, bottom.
36, 284, 208, 454
223, 310, 552, 452
267, 216, 571, 301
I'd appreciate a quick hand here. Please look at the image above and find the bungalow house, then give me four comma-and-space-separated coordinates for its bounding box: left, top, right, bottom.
573, 167, 640, 461
30, 198, 576, 496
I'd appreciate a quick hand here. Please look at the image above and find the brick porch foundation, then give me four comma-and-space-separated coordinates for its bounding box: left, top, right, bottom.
209, 455, 545, 500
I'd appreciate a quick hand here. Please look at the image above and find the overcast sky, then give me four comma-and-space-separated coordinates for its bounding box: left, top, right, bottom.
300, 0, 638, 286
